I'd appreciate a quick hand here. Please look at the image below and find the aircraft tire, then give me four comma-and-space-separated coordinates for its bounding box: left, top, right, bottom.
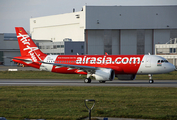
149, 79, 154, 84
84, 78, 91, 83
99, 81, 106, 83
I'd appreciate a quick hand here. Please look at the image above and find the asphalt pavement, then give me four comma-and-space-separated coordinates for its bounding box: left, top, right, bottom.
0, 79, 176, 87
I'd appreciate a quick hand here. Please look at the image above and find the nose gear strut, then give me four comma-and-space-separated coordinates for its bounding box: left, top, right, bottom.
148, 74, 154, 83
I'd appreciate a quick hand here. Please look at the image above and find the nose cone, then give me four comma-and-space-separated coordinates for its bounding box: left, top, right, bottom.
168, 63, 176, 72
173, 65, 176, 71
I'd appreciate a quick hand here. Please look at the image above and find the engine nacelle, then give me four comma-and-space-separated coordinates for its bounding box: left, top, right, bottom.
93, 69, 115, 81
117, 74, 136, 80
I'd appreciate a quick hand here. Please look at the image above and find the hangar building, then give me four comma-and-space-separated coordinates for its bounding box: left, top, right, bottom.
0, 34, 84, 65
1, 5, 177, 66
30, 5, 177, 55
0, 33, 20, 66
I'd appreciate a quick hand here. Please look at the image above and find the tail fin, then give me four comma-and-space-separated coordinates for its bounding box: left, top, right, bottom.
15, 27, 46, 59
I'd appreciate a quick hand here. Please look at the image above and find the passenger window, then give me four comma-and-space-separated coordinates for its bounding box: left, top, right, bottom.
158, 60, 160, 63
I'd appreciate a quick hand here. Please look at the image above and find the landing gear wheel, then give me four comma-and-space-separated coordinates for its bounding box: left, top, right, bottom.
99, 81, 106, 83
148, 74, 154, 84
149, 79, 154, 84
84, 78, 91, 83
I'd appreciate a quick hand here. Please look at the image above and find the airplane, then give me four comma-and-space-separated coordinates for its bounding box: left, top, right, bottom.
10, 27, 176, 84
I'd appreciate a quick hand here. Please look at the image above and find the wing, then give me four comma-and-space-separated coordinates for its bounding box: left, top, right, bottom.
39, 61, 98, 73
5, 56, 33, 62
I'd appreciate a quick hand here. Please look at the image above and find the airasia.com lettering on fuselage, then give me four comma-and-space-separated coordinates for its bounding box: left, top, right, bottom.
76, 56, 140, 64
17, 33, 38, 62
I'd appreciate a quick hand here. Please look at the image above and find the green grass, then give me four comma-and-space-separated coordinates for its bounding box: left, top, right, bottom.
0, 86, 177, 120
136, 71, 177, 80
0, 71, 177, 80
0, 71, 176, 119
0, 71, 86, 79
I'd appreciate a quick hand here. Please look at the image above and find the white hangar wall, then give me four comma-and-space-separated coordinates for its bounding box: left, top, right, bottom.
30, 11, 85, 41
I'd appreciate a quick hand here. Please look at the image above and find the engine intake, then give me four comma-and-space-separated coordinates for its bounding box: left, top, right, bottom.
93, 69, 115, 81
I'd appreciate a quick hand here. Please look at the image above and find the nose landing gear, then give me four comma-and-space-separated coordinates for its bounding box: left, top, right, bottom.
148, 74, 154, 84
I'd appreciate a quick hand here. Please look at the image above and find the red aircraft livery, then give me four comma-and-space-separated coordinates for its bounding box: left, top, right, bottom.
11, 27, 175, 83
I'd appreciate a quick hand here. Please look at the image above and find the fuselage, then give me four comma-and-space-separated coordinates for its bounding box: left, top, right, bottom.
36, 54, 175, 75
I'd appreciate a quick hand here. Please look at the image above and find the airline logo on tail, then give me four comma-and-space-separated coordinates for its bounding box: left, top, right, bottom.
17, 33, 30, 45
17, 32, 38, 62
24, 46, 38, 62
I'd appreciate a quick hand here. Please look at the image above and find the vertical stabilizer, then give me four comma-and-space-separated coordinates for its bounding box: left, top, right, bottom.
15, 27, 46, 59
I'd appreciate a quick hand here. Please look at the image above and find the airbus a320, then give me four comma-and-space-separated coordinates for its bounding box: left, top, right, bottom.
10, 27, 176, 84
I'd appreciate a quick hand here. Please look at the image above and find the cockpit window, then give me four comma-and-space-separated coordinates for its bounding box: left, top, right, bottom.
164, 60, 168, 63
158, 60, 169, 63
161, 60, 164, 63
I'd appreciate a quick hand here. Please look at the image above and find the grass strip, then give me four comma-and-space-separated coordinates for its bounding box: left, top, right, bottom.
0, 86, 177, 120
0, 71, 177, 80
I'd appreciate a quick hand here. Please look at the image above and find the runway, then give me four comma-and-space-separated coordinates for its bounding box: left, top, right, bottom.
0, 79, 177, 87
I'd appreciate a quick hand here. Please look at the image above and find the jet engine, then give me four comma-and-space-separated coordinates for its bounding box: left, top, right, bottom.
117, 74, 136, 80
93, 69, 115, 81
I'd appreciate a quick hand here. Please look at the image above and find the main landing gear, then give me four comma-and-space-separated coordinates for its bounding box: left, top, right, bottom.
99, 81, 106, 83
84, 78, 106, 83
84, 73, 106, 83
148, 74, 154, 84
84, 73, 92, 83
84, 78, 91, 83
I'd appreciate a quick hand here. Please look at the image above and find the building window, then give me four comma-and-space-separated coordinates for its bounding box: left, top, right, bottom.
61, 45, 64, 48
53, 45, 57, 49
46, 46, 50, 49
170, 48, 173, 53
170, 48, 176, 53
71, 49, 73, 53
41, 46, 45, 49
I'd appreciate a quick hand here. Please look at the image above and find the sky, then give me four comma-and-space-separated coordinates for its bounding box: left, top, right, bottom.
0, 0, 177, 33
